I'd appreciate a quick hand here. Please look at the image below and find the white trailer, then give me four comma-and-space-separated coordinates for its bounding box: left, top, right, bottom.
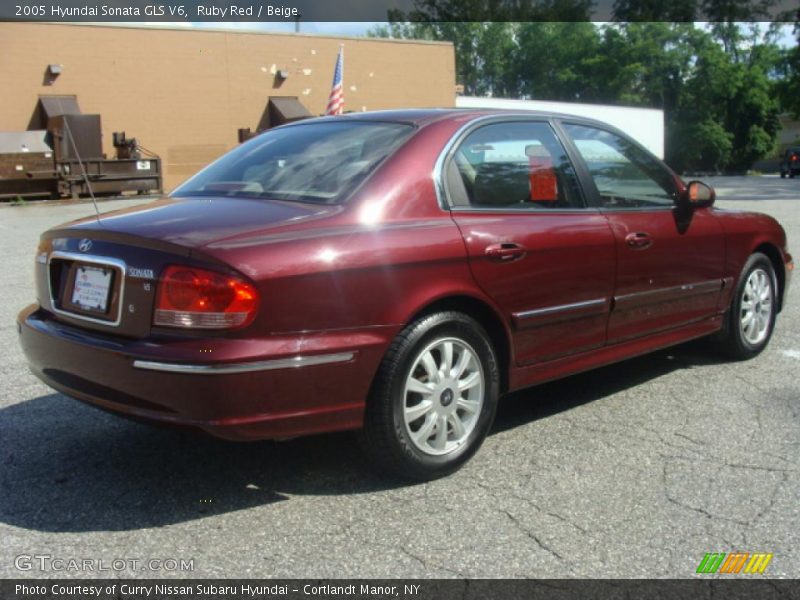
456, 96, 665, 159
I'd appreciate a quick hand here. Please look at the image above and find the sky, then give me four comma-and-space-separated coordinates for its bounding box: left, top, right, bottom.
106, 21, 377, 36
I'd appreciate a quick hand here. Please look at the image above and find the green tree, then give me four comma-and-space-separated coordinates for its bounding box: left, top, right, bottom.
369, 22, 517, 96
511, 22, 603, 101
596, 23, 699, 110
370, 14, 785, 172
670, 119, 733, 173
777, 23, 800, 118
387, 0, 593, 22
612, 0, 698, 21
369, 0, 593, 96
612, 0, 779, 24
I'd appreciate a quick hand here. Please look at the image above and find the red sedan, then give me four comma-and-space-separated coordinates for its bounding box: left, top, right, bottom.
17, 110, 793, 480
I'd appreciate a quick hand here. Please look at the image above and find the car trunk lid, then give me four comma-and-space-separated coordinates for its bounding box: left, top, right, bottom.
38, 196, 334, 338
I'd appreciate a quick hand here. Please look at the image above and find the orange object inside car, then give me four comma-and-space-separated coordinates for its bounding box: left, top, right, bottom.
528, 155, 558, 202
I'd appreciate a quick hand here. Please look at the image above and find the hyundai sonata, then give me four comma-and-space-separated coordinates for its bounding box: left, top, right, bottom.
17, 109, 793, 479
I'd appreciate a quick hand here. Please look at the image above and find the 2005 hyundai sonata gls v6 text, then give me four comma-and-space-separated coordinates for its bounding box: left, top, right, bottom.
18, 109, 793, 480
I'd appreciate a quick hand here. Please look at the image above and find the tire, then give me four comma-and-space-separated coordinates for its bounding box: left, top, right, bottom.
790, 171, 796, 179
360, 311, 500, 481
716, 252, 778, 360
780, 171, 787, 179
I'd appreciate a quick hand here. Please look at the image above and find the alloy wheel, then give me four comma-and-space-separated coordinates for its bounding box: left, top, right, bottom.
739, 267, 773, 346
402, 337, 484, 456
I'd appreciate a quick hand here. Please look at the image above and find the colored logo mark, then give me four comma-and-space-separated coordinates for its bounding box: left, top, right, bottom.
696, 552, 773, 574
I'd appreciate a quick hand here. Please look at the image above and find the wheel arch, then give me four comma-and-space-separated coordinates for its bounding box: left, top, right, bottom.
403, 294, 513, 393
752, 242, 785, 312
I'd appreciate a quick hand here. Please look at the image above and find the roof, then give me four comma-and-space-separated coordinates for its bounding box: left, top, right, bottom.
458, 96, 664, 116
336, 109, 457, 125
293, 108, 624, 130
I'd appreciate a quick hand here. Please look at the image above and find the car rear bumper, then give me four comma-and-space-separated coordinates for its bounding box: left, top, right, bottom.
17, 305, 397, 441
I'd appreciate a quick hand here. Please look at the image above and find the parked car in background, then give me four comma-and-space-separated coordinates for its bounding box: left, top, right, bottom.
780, 146, 800, 178
18, 109, 793, 480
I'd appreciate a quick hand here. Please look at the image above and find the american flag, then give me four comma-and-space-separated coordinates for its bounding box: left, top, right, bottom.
325, 47, 344, 116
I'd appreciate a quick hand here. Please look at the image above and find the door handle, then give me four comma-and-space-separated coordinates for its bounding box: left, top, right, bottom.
485, 242, 527, 262
625, 232, 653, 249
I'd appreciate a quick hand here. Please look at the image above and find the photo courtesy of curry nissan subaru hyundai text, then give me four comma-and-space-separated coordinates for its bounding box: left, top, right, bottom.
17, 109, 793, 480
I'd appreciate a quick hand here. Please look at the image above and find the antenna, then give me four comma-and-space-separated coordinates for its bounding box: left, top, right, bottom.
62, 116, 102, 224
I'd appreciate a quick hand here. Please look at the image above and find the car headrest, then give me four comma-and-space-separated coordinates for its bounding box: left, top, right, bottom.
473, 162, 530, 207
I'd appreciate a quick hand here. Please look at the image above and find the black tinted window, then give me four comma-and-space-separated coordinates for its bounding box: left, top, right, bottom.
172, 121, 414, 204
447, 121, 585, 210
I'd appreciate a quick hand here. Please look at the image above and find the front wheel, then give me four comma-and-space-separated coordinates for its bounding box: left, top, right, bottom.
360, 311, 500, 481
716, 252, 777, 360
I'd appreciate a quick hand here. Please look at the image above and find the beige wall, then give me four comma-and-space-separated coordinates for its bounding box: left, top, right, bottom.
0, 23, 455, 190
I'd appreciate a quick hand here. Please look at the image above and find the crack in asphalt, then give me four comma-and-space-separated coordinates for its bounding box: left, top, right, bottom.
747, 470, 790, 526
661, 460, 750, 527
499, 509, 564, 561
732, 372, 771, 395
659, 454, 791, 531
474, 481, 589, 535
563, 417, 707, 457
673, 432, 707, 446
356, 539, 468, 577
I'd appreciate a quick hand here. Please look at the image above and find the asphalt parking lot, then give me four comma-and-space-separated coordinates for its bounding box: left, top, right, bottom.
1, 175, 798, 579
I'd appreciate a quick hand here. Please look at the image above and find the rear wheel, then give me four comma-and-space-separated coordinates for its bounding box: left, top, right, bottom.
716, 253, 777, 360
360, 311, 499, 480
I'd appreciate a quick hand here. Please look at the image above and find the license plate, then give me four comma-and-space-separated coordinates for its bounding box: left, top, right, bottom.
71, 265, 112, 312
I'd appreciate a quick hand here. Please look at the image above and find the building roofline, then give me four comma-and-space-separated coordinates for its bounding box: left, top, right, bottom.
10, 21, 454, 47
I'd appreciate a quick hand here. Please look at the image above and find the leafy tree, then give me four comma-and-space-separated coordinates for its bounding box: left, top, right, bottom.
669, 118, 733, 173
369, 12, 787, 172
387, 0, 594, 22
777, 24, 800, 118
597, 23, 699, 110
369, 22, 518, 96
369, 0, 593, 96
612, 0, 780, 24
612, 0, 698, 22
511, 23, 603, 101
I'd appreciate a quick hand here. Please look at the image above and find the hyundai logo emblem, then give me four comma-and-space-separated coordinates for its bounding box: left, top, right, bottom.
78, 239, 93, 253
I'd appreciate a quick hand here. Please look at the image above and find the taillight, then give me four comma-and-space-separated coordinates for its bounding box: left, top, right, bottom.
154, 265, 258, 329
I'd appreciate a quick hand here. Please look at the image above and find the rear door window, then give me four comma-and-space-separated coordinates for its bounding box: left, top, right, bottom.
445, 121, 585, 210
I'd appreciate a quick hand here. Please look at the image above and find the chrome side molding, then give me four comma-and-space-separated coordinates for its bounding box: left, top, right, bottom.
132, 351, 356, 374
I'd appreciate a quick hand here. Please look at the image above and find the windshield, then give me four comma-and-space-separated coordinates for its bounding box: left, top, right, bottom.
172, 120, 415, 204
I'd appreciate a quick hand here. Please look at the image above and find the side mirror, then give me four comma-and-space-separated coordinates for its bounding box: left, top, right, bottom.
682, 180, 715, 208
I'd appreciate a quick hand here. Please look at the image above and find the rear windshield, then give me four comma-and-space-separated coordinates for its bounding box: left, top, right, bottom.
172, 121, 415, 204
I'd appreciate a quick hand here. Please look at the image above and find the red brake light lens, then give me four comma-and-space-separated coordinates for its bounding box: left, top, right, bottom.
154, 265, 258, 329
